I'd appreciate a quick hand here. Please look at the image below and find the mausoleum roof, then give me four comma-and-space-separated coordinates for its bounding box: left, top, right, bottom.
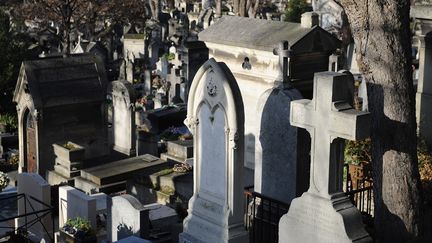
199, 16, 340, 53
13, 54, 108, 108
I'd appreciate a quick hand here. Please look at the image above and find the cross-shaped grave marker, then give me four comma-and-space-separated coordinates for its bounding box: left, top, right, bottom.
273, 40, 292, 84
280, 71, 372, 243
290, 72, 370, 196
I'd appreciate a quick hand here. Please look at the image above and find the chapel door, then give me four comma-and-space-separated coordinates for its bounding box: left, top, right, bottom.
26, 115, 37, 173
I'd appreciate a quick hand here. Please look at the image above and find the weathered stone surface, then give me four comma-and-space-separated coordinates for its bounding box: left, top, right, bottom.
80, 155, 167, 185
279, 72, 372, 243
109, 80, 137, 156
167, 140, 193, 159
15, 173, 52, 242
13, 54, 109, 176
58, 186, 96, 229
108, 194, 149, 242
255, 85, 305, 204
180, 58, 248, 243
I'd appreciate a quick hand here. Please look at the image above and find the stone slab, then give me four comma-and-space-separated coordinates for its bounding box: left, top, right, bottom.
46, 170, 72, 186
108, 194, 149, 242
15, 173, 52, 242
55, 157, 82, 170
74, 176, 127, 194
166, 140, 193, 159
144, 203, 177, 229
80, 155, 168, 185
279, 192, 371, 242
58, 186, 97, 229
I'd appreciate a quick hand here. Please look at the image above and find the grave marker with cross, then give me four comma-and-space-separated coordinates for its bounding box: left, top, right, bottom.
273, 40, 292, 84
290, 71, 370, 196
279, 72, 372, 243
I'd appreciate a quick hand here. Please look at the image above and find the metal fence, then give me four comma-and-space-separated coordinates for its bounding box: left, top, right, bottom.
244, 163, 374, 243
0, 193, 55, 242
244, 186, 289, 243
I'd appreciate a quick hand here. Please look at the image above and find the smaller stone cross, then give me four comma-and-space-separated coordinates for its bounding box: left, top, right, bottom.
273, 40, 292, 84
290, 72, 370, 196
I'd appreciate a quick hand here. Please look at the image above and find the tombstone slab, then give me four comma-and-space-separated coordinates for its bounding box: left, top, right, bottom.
279, 72, 372, 243
58, 186, 97, 229
179, 58, 248, 243
108, 194, 149, 242
110, 80, 137, 156
15, 173, 52, 242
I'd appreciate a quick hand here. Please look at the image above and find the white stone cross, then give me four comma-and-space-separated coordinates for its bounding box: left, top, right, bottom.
290, 72, 370, 196
273, 40, 291, 83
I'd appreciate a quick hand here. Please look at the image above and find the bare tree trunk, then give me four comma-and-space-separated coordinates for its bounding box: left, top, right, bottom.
238, 0, 246, 16
339, 0, 423, 242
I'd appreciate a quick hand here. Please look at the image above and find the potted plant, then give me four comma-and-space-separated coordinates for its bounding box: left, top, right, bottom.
53, 142, 85, 162
60, 217, 96, 243
0, 171, 10, 192
0, 114, 18, 134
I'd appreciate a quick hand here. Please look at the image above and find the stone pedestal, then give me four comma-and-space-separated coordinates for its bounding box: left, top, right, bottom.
280, 192, 371, 243
279, 72, 372, 243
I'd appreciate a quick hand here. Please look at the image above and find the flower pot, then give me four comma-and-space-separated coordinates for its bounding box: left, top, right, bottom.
59, 229, 96, 243
53, 142, 85, 162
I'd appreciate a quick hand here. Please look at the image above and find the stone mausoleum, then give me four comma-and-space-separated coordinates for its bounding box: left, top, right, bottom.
13, 54, 110, 177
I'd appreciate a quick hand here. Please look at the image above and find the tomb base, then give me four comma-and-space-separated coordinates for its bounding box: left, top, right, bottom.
279, 192, 372, 243
180, 196, 248, 243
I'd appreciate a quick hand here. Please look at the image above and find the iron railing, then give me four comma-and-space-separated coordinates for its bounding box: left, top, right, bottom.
244, 163, 374, 243
0, 193, 55, 242
244, 186, 289, 243
344, 163, 374, 218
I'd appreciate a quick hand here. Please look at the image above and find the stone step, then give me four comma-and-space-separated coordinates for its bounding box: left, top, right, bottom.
74, 177, 126, 194
80, 154, 168, 185
54, 164, 80, 178
166, 140, 193, 159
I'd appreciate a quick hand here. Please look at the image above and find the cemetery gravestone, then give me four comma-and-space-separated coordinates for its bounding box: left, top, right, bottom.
255, 41, 309, 204
279, 72, 372, 243
108, 194, 149, 242
15, 173, 52, 242
58, 186, 97, 229
109, 80, 137, 156
179, 58, 248, 243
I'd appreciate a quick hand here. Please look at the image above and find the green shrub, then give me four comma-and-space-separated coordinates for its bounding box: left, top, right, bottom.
284, 0, 310, 23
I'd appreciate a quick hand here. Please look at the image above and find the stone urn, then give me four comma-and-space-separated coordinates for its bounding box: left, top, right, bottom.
53, 142, 85, 162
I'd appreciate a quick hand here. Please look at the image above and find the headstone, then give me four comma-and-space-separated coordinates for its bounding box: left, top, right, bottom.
108, 194, 149, 242
110, 80, 137, 156
58, 186, 97, 229
136, 130, 158, 156
15, 173, 52, 242
416, 32, 432, 149
279, 72, 372, 243
254, 41, 309, 203
179, 58, 248, 243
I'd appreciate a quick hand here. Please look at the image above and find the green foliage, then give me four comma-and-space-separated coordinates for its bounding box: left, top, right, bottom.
162, 53, 175, 61
344, 139, 371, 165
0, 113, 17, 132
284, 0, 309, 23
65, 217, 93, 233
62, 143, 79, 151
0, 10, 35, 114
